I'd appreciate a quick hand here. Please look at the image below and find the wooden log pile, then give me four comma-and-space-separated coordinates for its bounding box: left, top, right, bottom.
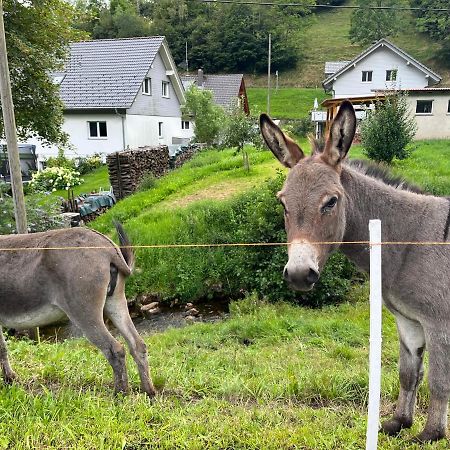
171, 146, 198, 169
107, 146, 169, 199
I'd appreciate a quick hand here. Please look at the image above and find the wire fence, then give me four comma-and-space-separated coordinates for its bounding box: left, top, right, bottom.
1, 240, 450, 252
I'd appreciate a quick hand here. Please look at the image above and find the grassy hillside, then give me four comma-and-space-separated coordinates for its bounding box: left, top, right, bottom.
247, 87, 329, 119
247, 1, 449, 87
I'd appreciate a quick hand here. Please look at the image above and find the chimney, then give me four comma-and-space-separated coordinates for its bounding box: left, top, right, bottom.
197, 68, 204, 87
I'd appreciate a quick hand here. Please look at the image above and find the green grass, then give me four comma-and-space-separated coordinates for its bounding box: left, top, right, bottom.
247, 87, 330, 119
1, 291, 448, 449
350, 140, 450, 196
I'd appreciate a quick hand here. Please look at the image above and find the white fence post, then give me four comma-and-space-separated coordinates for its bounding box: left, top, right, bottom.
366, 219, 382, 450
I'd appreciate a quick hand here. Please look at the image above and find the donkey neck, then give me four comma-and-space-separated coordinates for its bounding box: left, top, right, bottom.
339, 165, 434, 273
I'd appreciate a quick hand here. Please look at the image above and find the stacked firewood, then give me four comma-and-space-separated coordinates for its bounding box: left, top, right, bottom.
171, 146, 198, 169
107, 146, 169, 199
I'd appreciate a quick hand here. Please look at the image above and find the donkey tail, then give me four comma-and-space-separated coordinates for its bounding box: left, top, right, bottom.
114, 220, 135, 272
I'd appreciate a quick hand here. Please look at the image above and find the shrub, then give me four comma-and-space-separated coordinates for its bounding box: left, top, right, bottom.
30, 166, 83, 193
125, 172, 359, 307
360, 93, 417, 163
46, 148, 75, 170
74, 153, 103, 175
137, 172, 157, 191
0, 193, 64, 234
283, 118, 314, 138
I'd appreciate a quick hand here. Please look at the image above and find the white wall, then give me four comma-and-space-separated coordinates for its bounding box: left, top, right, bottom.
406, 94, 450, 140
31, 112, 125, 165
332, 46, 431, 98
126, 115, 193, 147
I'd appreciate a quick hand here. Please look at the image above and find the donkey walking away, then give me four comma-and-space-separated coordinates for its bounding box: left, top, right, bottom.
260, 101, 450, 442
0, 223, 155, 396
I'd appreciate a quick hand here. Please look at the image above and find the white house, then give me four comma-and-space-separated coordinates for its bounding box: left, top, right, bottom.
313, 39, 445, 139
380, 88, 450, 140
28, 37, 193, 166
322, 39, 441, 98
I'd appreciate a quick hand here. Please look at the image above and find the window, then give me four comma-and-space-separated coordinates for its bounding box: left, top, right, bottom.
158, 122, 163, 137
162, 81, 170, 98
362, 71, 373, 82
88, 121, 107, 138
181, 120, 190, 130
386, 70, 398, 82
142, 78, 152, 95
416, 100, 433, 114
447, 100, 450, 114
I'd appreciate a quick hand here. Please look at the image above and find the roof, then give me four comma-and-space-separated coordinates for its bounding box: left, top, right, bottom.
57, 37, 181, 109
181, 74, 245, 109
322, 39, 442, 91
375, 87, 450, 93
324, 61, 350, 75
321, 95, 386, 108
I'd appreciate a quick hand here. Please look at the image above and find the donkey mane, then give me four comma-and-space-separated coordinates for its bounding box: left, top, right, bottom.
347, 159, 425, 194
308, 136, 424, 194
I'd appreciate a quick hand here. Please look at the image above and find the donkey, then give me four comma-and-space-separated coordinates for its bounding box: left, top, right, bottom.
260, 100, 450, 442
0, 223, 155, 396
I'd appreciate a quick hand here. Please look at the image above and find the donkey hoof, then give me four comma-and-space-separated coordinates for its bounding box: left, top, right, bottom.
3, 370, 18, 385
381, 418, 405, 435
413, 429, 446, 443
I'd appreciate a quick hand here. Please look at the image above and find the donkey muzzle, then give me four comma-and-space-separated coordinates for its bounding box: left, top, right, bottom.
284, 241, 320, 291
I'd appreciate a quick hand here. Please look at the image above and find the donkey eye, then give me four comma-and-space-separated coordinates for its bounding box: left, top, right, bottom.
321, 196, 338, 214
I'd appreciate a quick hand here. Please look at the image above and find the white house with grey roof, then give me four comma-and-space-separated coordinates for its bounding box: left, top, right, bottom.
31, 36, 193, 164
322, 39, 441, 98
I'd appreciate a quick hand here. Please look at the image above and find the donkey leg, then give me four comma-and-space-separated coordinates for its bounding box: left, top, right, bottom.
381, 315, 425, 435
63, 306, 129, 394
104, 293, 155, 397
414, 327, 450, 443
0, 327, 17, 384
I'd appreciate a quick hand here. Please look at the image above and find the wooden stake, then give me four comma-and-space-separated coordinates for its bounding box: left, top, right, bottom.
0, 0, 27, 234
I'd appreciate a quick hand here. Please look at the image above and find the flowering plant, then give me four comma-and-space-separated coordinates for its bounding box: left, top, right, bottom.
30, 167, 83, 192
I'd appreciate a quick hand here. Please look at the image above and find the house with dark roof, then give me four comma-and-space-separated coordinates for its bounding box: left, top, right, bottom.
322, 39, 441, 98
181, 70, 250, 115
32, 36, 193, 163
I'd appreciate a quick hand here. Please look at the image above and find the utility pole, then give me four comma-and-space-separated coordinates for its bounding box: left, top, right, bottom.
185, 41, 189, 74
0, 0, 27, 234
267, 33, 271, 115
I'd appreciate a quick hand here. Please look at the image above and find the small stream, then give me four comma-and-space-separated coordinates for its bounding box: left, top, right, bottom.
36, 299, 231, 342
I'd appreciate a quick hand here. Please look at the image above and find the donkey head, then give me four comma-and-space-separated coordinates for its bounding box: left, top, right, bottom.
260, 100, 356, 291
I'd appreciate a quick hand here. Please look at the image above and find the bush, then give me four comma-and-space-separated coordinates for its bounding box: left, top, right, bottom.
46, 148, 75, 170
283, 118, 314, 138
74, 153, 103, 175
0, 193, 64, 234
360, 93, 417, 163
125, 172, 359, 307
30, 166, 83, 193
137, 172, 157, 191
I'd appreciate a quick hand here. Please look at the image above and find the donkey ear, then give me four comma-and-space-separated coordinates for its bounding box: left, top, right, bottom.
259, 113, 304, 168
322, 100, 356, 167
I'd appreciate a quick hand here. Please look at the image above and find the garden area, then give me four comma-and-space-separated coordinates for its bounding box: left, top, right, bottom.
1, 135, 449, 448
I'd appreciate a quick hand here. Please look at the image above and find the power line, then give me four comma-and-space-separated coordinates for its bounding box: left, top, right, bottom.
198, 0, 450, 12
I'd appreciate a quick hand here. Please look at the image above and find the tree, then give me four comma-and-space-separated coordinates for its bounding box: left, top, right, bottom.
2, 0, 84, 146
220, 102, 262, 169
181, 86, 225, 146
349, 0, 405, 46
360, 93, 417, 163
410, 0, 450, 67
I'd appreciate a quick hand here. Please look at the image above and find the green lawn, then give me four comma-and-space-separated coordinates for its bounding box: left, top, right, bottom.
1, 291, 448, 449
247, 87, 329, 119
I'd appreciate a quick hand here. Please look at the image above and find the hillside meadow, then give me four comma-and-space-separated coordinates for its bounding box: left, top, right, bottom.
5, 139, 448, 448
